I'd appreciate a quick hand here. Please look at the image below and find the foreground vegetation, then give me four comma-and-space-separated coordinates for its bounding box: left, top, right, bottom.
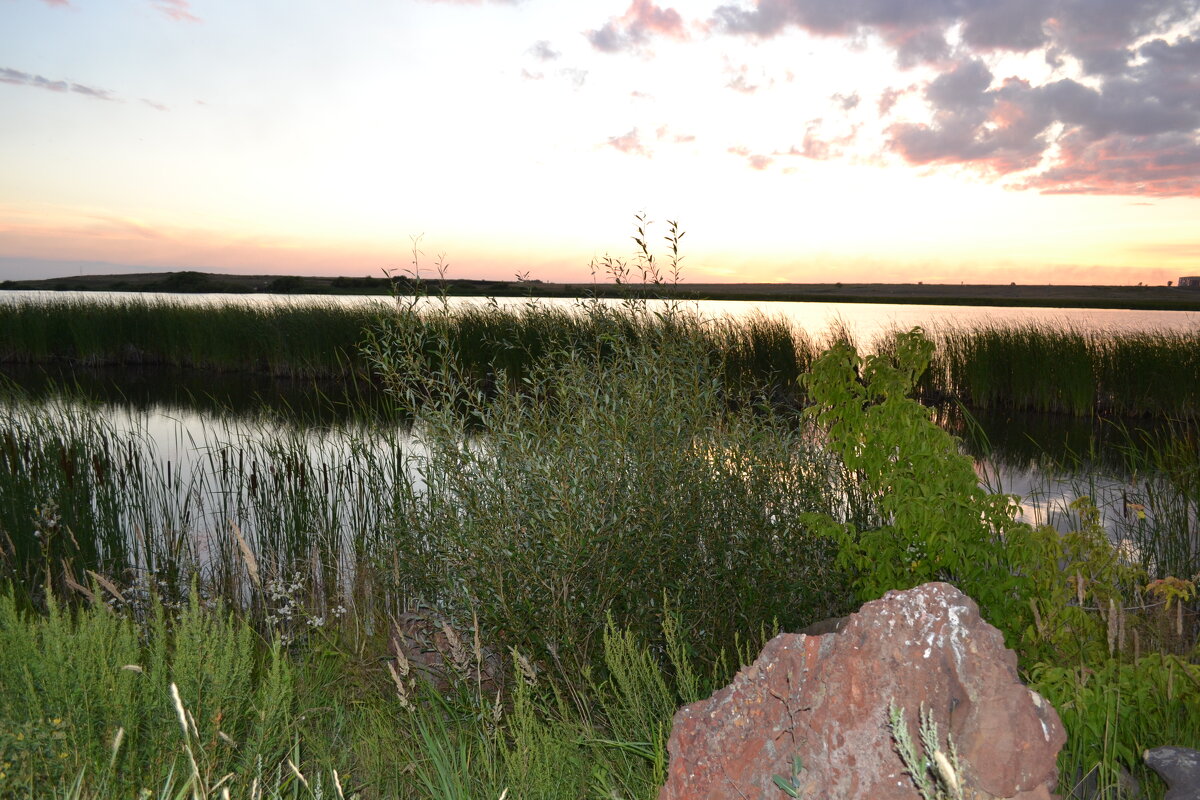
0, 285, 1197, 797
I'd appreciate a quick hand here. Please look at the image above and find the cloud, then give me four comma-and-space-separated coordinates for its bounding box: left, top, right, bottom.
722, 59, 792, 94
607, 128, 651, 156
559, 67, 588, 88
877, 86, 908, 115
71, 83, 118, 101
726, 73, 758, 93
141, 98, 169, 111
655, 124, 695, 143
887, 35, 1200, 192
728, 145, 773, 169
832, 91, 859, 110
1016, 130, 1200, 196
151, 0, 200, 22
708, 0, 1200, 196
528, 40, 560, 61
40, 0, 71, 6
521, 65, 587, 88
710, 0, 1199, 73
586, 0, 689, 53
775, 119, 861, 160
1, 67, 116, 101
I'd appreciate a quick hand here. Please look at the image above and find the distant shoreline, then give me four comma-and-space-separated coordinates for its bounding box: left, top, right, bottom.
3, 270, 1199, 311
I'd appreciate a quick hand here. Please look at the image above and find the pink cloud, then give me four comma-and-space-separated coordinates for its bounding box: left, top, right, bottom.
711, 0, 1200, 198
727, 145, 773, 169
152, 0, 200, 23
586, 0, 689, 53
1017, 131, 1200, 197
40, 0, 71, 6
607, 128, 651, 156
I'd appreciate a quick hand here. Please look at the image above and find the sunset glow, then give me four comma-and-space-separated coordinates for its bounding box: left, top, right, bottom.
2, 0, 1198, 284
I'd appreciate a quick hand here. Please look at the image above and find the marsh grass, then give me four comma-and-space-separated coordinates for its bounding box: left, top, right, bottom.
0, 297, 379, 378
0, 391, 416, 620
924, 322, 1200, 417
4, 295, 1200, 417
0, 573, 729, 800
0, 587, 302, 798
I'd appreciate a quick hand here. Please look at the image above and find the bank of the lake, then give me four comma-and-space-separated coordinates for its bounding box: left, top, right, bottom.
4, 271, 1200, 310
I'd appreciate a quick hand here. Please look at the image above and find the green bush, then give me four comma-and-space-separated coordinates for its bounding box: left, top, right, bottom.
364, 297, 853, 677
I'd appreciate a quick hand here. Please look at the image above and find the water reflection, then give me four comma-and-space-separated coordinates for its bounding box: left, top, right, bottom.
0, 363, 399, 426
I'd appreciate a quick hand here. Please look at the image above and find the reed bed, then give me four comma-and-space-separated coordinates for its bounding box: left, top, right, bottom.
0, 296, 380, 378
926, 322, 1200, 417
4, 296, 1200, 417
0, 393, 417, 620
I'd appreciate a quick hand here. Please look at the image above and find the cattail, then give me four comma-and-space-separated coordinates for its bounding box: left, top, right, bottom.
387, 660, 414, 711
442, 620, 470, 675
230, 522, 262, 592
513, 648, 538, 685
108, 726, 125, 771
933, 750, 960, 797
1106, 598, 1118, 656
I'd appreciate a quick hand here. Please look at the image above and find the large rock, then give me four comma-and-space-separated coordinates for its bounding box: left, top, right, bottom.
1145, 747, 1200, 800
659, 582, 1066, 800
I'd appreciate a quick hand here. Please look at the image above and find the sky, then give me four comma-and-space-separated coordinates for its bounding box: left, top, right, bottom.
1, 0, 1198, 285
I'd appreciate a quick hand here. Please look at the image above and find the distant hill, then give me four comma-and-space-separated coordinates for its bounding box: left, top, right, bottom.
3, 270, 1198, 310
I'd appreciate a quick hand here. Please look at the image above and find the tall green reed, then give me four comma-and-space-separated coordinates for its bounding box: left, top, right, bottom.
925, 322, 1200, 417
0, 390, 416, 624
0, 297, 378, 378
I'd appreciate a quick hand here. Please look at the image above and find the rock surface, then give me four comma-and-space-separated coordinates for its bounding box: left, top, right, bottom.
388, 603, 504, 697
659, 582, 1066, 800
1146, 747, 1200, 800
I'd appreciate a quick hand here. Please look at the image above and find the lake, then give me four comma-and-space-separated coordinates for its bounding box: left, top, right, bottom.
1, 290, 1194, 584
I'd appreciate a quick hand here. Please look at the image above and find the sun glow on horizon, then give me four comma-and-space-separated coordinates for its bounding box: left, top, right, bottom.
1, 0, 1197, 285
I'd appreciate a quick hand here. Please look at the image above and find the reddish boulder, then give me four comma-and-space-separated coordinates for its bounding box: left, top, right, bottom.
659, 582, 1065, 800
